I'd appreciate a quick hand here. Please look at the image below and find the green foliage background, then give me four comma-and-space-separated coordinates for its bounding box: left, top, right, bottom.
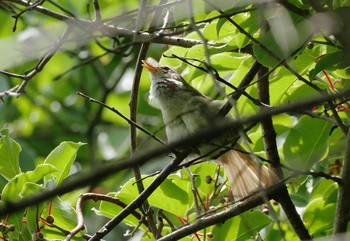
0, 0, 350, 240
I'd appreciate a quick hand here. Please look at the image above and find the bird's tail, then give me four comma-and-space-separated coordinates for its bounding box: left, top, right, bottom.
217, 145, 278, 198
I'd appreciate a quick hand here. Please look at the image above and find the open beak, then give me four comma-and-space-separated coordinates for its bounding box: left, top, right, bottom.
142, 58, 160, 72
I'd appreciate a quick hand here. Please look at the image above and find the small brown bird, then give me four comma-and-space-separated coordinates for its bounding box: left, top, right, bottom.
142, 57, 277, 197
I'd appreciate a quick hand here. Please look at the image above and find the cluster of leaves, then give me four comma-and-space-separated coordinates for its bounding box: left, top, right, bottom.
0, 0, 350, 241
0, 129, 84, 240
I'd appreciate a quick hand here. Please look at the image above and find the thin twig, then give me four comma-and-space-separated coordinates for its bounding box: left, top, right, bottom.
204, 0, 321, 93
77, 91, 164, 145
65, 193, 145, 241
16, 25, 74, 94
166, 54, 263, 106
187, 168, 201, 216
12, 0, 46, 32
92, 0, 101, 21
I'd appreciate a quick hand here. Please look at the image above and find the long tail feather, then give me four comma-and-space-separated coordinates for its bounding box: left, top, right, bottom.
217, 145, 278, 198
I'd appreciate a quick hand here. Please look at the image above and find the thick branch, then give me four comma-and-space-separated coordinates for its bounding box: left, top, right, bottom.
257, 66, 312, 240
0, 89, 349, 217
333, 128, 350, 234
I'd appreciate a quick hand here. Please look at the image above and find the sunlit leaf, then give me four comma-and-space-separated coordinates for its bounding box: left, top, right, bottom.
44, 141, 85, 186
211, 210, 272, 241
0, 128, 22, 180
116, 175, 190, 217
309, 51, 348, 80
303, 198, 335, 236
2, 164, 59, 202
283, 116, 332, 172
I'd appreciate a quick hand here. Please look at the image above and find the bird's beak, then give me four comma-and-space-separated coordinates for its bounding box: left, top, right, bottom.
142, 58, 160, 73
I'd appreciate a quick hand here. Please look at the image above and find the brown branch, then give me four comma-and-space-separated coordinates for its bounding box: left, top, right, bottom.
129, 0, 169, 236
333, 128, 350, 234
4, 0, 219, 48
257, 66, 312, 240
92, 0, 101, 21
157, 184, 281, 241
65, 193, 145, 241
166, 54, 263, 107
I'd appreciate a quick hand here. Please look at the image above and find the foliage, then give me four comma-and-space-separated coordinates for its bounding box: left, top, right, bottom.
0, 0, 350, 241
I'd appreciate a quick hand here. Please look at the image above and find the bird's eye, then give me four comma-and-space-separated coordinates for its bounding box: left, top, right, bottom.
161, 66, 171, 71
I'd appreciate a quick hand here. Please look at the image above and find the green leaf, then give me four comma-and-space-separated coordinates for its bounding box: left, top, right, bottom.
303, 197, 335, 235
44, 141, 85, 186
2, 164, 59, 202
211, 210, 272, 241
117, 175, 190, 217
283, 116, 332, 171
309, 51, 347, 80
0, 128, 22, 180
7, 210, 31, 241
25, 184, 49, 231
96, 192, 145, 228
310, 179, 338, 202
43, 197, 79, 234
27, 196, 82, 240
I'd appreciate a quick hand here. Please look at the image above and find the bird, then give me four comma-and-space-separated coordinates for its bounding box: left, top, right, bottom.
142, 57, 277, 197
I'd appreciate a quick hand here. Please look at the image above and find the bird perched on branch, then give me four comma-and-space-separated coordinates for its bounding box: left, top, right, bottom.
142, 57, 277, 197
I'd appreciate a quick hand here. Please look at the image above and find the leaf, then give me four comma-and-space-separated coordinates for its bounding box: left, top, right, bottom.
7, 210, 31, 241
44, 197, 79, 232
96, 192, 145, 228
303, 198, 335, 235
309, 51, 348, 79
2, 164, 59, 202
211, 210, 272, 241
27, 196, 82, 240
44, 141, 85, 186
26, 184, 49, 231
216, 18, 227, 37
0, 128, 22, 180
283, 116, 332, 172
117, 175, 190, 217
310, 179, 338, 202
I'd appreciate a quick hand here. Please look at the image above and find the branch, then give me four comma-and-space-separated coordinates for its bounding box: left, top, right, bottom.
0, 89, 349, 217
258, 65, 312, 240
157, 185, 281, 241
204, 1, 321, 93
77, 92, 164, 145
65, 193, 145, 241
333, 128, 350, 234
5, 0, 219, 48
127, 0, 169, 237
88, 89, 350, 240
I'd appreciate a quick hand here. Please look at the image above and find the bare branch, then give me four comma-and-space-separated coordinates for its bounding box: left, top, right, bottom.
333, 129, 350, 234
